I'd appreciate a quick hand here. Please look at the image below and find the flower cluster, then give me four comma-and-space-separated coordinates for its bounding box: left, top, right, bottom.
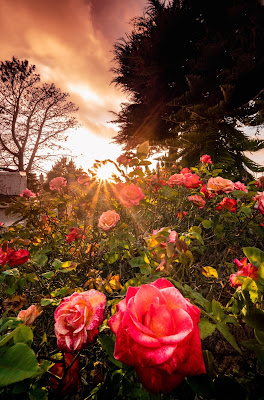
0, 246, 30, 266
66, 227, 86, 244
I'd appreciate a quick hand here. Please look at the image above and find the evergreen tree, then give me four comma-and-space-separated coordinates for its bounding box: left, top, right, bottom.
111, 0, 264, 177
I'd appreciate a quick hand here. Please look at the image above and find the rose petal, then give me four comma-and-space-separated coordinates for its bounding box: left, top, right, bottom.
135, 366, 185, 394
158, 308, 193, 345
133, 285, 166, 322
160, 287, 187, 311
151, 278, 174, 290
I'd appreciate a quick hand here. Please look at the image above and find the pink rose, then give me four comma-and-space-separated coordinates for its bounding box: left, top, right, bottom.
18, 305, 43, 326
254, 192, 264, 215
168, 174, 186, 186
188, 195, 206, 209
117, 183, 145, 208
49, 177, 67, 190
216, 197, 237, 213
20, 188, 37, 198
230, 257, 258, 287
200, 154, 212, 164
184, 173, 202, 189
234, 181, 248, 193
207, 177, 234, 194
108, 278, 205, 393
180, 168, 192, 175
98, 210, 120, 231
54, 290, 106, 352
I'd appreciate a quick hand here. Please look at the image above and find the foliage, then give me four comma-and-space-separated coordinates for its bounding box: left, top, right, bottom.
0, 57, 79, 173
111, 0, 264, 177
0, 145, 264, 399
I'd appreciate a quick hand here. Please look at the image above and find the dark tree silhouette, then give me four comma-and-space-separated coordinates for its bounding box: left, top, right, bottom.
0, 57, 79, 173
111, 0, 264, 177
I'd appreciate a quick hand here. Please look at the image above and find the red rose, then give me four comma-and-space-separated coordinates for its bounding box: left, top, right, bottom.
10, 249, 30, 266
216, 197, 237, 213
108, 278, 205, 393
200, 154, 212, 164
230, 257, 258, 287
184, 173, 202, 189
49, 353, 80, 393
66, 227, 85, 244
0, 246, 15, 265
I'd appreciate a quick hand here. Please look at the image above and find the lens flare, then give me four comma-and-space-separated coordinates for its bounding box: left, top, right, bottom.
96, 163, 116, 181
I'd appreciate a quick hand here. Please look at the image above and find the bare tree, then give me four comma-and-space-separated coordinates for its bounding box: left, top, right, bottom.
0, 57, 79, 172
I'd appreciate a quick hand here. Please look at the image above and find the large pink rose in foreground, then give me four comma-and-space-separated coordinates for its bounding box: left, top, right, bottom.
98, 210, 120, 231
108, 278, 205, 393
117, 183, 145, 208
207, 176, 234, 194
55, 290, 106, 352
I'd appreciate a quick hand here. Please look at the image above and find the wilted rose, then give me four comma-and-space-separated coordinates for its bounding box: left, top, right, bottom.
49, 353, 80, 393
20, 188, 37, 198
49, 177, 67, 190
216, 197, 237, 213
207, 176, 234, 194
188, 195, 206, 209
200, 154, 212, 164
18, 304, 43, 325
54, 290, 106, 352
108, 278, 206, 393
254, 176, 264, 189
98, 210, 120, 231
230, 257, 258, 287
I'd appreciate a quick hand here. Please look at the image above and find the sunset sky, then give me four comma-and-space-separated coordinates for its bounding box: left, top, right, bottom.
0, 0, 147, 171
1, 0, 263, 174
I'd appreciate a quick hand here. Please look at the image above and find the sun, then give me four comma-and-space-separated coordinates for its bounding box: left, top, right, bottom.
96, 163, 117, 181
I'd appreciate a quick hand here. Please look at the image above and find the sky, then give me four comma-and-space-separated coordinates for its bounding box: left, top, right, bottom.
0, 0, 263, 175
0, 0, 147, 172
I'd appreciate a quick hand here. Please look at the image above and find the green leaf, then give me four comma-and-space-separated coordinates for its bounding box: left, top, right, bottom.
199, 318, 216, 339
255, 329, 264, 345
202, 219, 213, 229
1, 268, 20, 276
212, 300, 225, 321
241, 277, 259, 303
32, 253, 48, 267
105, 252, 119, 264
129, 256, 146, 268
41, 271, 55, 279
0, 343, 41, 387
13, 325, 33, 345
243, 247, 264, 269
41, 298, 60, 307
239, 206, 252, 217
28, 384, 48, 400
98, 334, 123, 368
243, 307, 264, 330
216, 322, 241, 353
52, 259, 62, 270
187, 375, 215, 398
137, 140, 149, 157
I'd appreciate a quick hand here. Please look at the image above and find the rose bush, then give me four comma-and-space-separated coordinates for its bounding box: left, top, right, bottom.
108, 278, 206, 393
54, 290, 106, 352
